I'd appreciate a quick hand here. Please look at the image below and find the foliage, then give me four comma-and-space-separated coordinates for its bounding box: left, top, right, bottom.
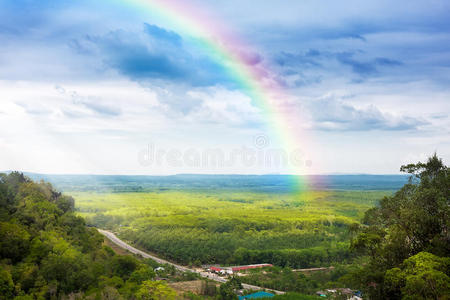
75, 189, 389, 268
384, 252, 450, 299
0, 268, 15, 299
136, 280, 177, 300
351, 154, 450, 299
219, 277, 242, 300
272, 293, 321, 300
0, 172, 172, 299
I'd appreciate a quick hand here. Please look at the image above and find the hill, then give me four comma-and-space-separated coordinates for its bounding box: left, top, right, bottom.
0, 172, 174, 299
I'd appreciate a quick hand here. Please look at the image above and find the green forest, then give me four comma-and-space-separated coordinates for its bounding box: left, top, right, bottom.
0, 172, 180, 299
75, 189, 385, 268
1, 154, 449, 299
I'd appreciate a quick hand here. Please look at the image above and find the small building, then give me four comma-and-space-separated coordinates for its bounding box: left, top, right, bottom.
238, 291, 274, 299
210, 266, 222, 273
220, 269, 233, 275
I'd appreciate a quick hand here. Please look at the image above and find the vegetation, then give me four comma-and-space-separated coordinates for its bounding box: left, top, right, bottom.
1, 154, 447, 299
218, 277, 242, 300
236, 264, 361, 294
0, 172, 176, 299
75, 189, 389, 268
271, 293, 320, 300
351, 154, 450, 299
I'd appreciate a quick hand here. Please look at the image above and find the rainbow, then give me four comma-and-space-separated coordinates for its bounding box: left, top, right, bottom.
128, 0, 316, 188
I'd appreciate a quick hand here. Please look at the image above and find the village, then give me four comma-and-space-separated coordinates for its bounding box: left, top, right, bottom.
200, 264, 363, 300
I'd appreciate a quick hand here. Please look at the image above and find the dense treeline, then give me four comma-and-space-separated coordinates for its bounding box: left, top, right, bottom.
0, 172, 174, 299
77, 190, 385, 268
126, 228, 353, 268
350, 154, 450, 299
231, 245, 351, 268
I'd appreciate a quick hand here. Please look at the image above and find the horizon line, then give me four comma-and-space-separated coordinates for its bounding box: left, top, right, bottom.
2, 170, 406, 177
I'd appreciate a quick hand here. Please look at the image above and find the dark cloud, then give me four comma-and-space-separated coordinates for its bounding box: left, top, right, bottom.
274, 50, 322, 68
273, 49, 403, 82
143, 23, 182, 45
314, 26, 369, 41
336, 52, 403, 76
77, 24, 237, 87
374, 57, 403, 66
336, 52, 377, 75
309, 97, 428, 131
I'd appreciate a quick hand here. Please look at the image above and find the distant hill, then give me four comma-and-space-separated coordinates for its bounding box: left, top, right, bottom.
6, 172, 409, 192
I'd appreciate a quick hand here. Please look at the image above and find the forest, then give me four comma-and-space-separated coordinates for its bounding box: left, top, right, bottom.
74, 154, 450, 299
75, 189, 386, 268
0, 172, 180, 299
1, 154, 448, 299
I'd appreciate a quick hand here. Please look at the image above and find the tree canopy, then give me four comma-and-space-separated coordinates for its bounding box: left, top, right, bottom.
351, 154, 450, 299
0, 172, 167, 299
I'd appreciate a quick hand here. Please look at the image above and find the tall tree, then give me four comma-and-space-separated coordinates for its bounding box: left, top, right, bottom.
351, 154, 450, 299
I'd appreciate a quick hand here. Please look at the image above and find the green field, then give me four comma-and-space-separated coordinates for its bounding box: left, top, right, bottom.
74, 189, 390, 267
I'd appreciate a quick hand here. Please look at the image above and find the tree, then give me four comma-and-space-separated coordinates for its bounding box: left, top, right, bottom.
385, 252, 450, 299
219, 283, 237, 300
0, 172, 159, 299
129, 266, 156, 284
102, 286, 124, 300
351, 154, 450, 298
136, 280, 176, 300
0, 222, 30, 262
219, 277, 242, 300
112, 255, 139, 279
0, 268, 14, 299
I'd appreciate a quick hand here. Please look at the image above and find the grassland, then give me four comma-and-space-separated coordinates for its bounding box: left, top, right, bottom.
74, 189, 390, 268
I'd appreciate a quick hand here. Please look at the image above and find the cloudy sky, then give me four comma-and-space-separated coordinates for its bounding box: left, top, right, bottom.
0, 0, 449, 175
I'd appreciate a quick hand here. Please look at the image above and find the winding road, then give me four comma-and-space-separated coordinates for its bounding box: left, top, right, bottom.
97, 229, 284, 295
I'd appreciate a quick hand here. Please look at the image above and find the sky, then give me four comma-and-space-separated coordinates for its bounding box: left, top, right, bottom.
0, 0, 449, 175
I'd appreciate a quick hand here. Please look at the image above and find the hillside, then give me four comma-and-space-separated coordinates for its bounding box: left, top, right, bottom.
0, 172, 174, 299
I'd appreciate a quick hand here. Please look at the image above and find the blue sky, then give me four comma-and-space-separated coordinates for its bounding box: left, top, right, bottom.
0, 0, 449, 174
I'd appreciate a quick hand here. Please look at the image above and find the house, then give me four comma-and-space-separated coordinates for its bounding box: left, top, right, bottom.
210, 266, 222, 273
220, 269, 233, 275
238, 291, 274, 299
